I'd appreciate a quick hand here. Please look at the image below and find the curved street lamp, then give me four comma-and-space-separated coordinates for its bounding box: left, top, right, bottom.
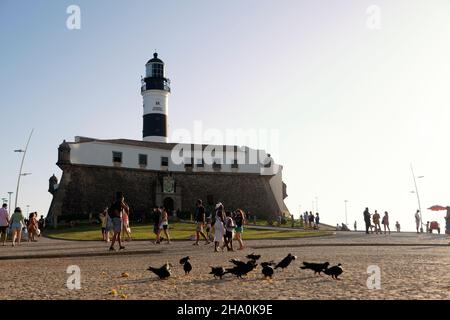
410, 163, 424, 233
14, 129, 34, 209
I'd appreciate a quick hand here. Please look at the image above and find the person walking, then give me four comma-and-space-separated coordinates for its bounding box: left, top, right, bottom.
99, 208, 108, 241
314, 213, 320, 229
222, 211, 235, 251
234, 209, 246, 250
108, 192, 128, 251
354, 220, 357, 231
193, 199, 209, 246
27, 212, 39, 242
10, 207, 25, 247
213, 203, 225, 252
121, 206, 132, 241
159, 207, 171, 244
0, 203, 10, 246
303, 212, 308, 229
382, 211, 390, 235
152, 207, 162, 244
363, 208, 371, 234
395, 221, 401, 232
415, 210, 421, 233
308, 211, 314, 228
372, 210, 381, 235
38, 215, 45, 231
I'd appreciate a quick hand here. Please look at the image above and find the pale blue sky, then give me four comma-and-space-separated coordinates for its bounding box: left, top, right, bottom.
1, 0, 449, 230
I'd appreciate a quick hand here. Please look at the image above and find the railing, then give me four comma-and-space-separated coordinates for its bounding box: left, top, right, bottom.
141, 78, 171, 92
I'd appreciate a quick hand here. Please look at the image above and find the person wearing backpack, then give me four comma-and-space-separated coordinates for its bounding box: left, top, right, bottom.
222, 211, 235, 251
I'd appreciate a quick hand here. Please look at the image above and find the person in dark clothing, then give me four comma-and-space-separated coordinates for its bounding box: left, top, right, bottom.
152, 207, 162, 244
38, 215, 45, 231
363, 207, 371, 234
108, 192, 129, 251
193, 199, 209, 246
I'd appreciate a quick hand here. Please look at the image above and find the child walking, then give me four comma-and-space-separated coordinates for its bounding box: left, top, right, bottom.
222, 211, 235, 252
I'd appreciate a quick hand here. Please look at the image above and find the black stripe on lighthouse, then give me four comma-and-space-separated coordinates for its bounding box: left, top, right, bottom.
143, 113, 167, 138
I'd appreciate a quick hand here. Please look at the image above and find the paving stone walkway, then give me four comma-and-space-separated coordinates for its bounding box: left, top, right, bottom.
1, 232, 449, 299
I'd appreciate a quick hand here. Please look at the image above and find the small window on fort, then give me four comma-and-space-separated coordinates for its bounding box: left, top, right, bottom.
161, 156, 169, 167
184, 157, 193, 168
112, 151, 122, 163
196, 159, 205, 167
139, 154, 148, 166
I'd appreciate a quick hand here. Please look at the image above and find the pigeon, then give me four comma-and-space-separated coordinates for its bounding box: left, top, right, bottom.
324, 263, 343, 280
300, 261, 330, 276
147, 262, 172, 280
225, 260, 258, 278
246, 253, 261, 261
260, 261, 275, 268
275, 253, 297, 270
261, 261, 275, 279
209, 266, 226, 279
229, 258, 247, 268
179, 256, 192, 275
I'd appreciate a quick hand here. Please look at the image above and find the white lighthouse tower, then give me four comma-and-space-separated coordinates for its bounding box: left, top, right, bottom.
141, 52, 171, 142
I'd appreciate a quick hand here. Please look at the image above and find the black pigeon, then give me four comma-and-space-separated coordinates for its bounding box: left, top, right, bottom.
147, 262, 172, 280
275, 253, 297, 270
300, 261, 330, 276
209, 266, 226, 279
229, 259, 247, 268
246, 253, 261, 261
226, 260, 258, 278
261, 262, 275, 279
324, 263, 343, 280
260, 261, 275, 268
179, 256, 192, 275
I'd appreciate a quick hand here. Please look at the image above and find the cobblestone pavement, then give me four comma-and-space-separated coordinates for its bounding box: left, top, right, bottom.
1, 232, 449, 299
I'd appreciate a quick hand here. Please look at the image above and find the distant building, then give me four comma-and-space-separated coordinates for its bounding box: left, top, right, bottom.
47, 53, 289, 226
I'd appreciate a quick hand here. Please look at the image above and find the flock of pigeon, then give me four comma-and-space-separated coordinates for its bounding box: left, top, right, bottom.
147, 253, 343, 281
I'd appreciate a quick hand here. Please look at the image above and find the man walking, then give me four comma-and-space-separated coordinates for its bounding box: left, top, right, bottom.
363, 207, 371, 234
372, 210, 381, 234
0, 203, 10, 246
415, 210, 421, 233
193, 199, 209, 245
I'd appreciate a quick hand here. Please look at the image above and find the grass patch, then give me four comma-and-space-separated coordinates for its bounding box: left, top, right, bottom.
45, 222, 331, 241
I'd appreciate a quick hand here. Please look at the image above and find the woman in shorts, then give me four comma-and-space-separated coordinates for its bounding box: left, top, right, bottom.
122, 209, 132, 241
234, 209, 246, 250
10, 207, 25, 247
159, 207, 170, 244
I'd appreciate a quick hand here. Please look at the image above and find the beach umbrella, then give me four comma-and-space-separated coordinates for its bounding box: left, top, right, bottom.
428, 205, 447, 211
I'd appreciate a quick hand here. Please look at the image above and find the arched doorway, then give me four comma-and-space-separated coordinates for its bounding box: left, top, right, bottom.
163, 197, 174, 212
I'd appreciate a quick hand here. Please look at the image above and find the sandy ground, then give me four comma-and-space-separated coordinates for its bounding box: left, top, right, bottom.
1, 232, 450, 300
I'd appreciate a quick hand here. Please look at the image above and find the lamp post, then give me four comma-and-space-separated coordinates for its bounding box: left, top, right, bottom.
410, 163, 424, 233
14, 129, 34, 208
7, 192, 13, 215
